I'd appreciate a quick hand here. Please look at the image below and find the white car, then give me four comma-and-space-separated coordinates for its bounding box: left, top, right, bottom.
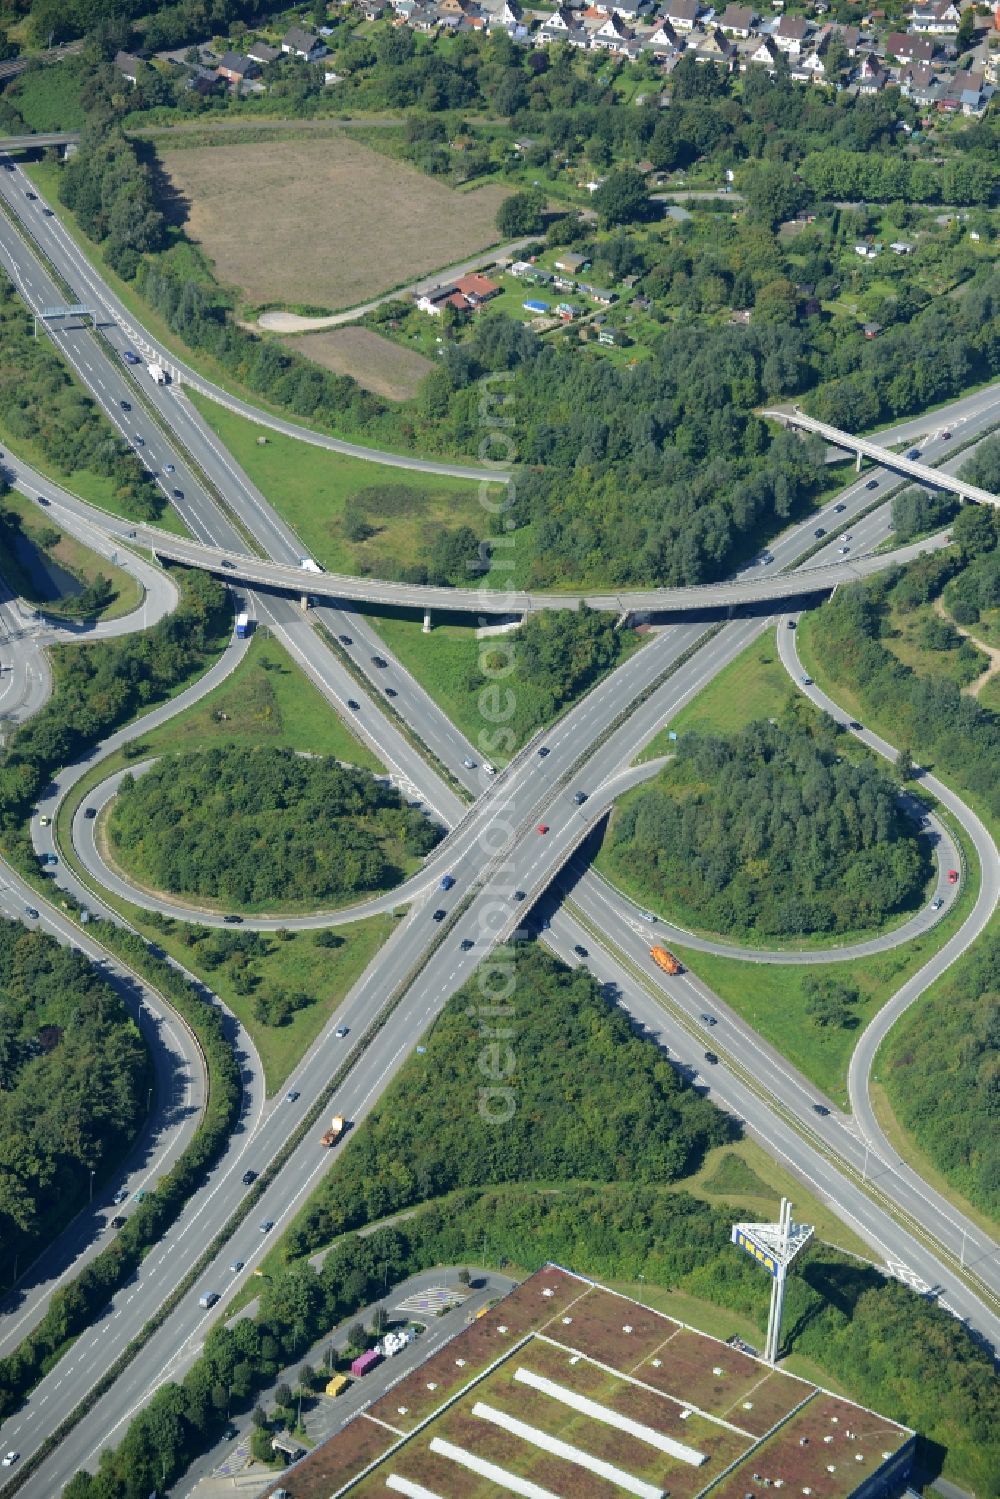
2, 1453, 19, 1468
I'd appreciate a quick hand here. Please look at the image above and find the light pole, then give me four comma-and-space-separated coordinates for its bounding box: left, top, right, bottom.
89, 1168, 95, 1204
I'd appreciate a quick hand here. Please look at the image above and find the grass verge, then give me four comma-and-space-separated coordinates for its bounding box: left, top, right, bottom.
0, 488, 142, 620
638, 626, 796, 756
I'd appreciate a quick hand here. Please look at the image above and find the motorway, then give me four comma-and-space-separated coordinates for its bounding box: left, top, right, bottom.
0, 162, 998, 1496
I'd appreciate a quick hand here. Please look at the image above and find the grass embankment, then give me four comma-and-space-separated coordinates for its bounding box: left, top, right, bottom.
599, 626, 979, 1102
0, 489, 142, 620
53, 633, 394, 1091
186, 389, 500, 577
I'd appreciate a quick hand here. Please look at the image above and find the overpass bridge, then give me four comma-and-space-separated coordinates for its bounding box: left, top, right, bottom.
0, 41, 84, 82
135, 523, 949, 618
770, 407, 999, 506
0, 131, 79, 153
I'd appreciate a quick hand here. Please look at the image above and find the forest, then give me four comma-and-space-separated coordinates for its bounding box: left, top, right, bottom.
0, 275, 164, 520
286, 946, 734, 1250
0, 918, 147, 1281
108, 745, 442, 907
607, 722, 927, 938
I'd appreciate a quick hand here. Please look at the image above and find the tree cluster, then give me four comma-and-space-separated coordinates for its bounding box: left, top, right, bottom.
108, 745, 441, 907
609, 722, 928, 938
890, 486, 959, 544
60, 118, 166, 279
0, 275, 163, 520
0, 920, 146, 1277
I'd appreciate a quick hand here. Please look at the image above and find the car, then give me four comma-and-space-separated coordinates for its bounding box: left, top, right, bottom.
931, 897, 944, 911
172, 488, 184, 501
840, 533, 852, 543
848, 719, 863, 730
941, 430, 952, 441
431, 908, 447, 924
572, 791, 587, 804
3, 1452, 20, 1468
440, 874, 455, 891
639, 910, 655, 923
120, 399, 131, 411
541, 918, 551, 930
36, 494, 49, 506
230, 1261, 244, 1273
463, 756, 477, 769
801, 675, 813, 686
813, 1104, 830, 1116
113, 1188, 128, 1204
573, 944, 588, 958
133, 434, 144, 446
39, 814, 50, 826
838, 545, 850, 555
906, 447, 920, 461
223, 914, 243, 925
371, 655, 387, 668
223, 1424, 238, 1440
198, 1291, 220, 1309
123, 351, 140, 365
133, 1188, 146, 1202
704, 1051, 718, 1065
787, 619, 797, 630
164, 463, 175, 473
460, 938, 475, 951
813, 527, 825, 538
24, 190, 36, 199
483, 763, 496, 775
701, 1013, 717, 1026
338, 634, 352, 646
834, 502, 847, 513
513, 890, 526, 902
335, 1025, 349, 1038
42, 207, 54, 217
111, 1215, 127, 1228
347, 699, 360, 711
84, 806, 97, 819
538, 746, 550, 758
260, 1219, 274, 1233
384, 687, 397, 698
221, 559, 236, 570
537, 823, 549, 834
865, 478, 879, 491
286, 1091, 300, 1103
241, 1171, 257, 1186
948, 869, 959, 885
23, 905, 40, 920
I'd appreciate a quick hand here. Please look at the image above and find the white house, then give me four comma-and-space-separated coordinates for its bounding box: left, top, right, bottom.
908, 0, 960, 31
281, 26, 327, 60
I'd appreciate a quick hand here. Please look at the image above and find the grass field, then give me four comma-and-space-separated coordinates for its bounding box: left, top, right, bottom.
157, 135, 512, 310
0, 489, 142, 620
283, 326, 435, 401
5, 55, 87, 131
187, 391, 493, 578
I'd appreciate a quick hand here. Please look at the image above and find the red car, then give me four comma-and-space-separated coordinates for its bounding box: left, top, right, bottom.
537, 823, 549, 834
948, 869, 959, 884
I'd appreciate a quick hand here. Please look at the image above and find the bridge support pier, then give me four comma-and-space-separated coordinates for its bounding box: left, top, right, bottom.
300, 594, 311, 612
855, 450, 863, 473
422, 610, 432, 634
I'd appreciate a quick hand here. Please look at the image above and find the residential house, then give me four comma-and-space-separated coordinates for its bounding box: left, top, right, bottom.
862, 321, 882, 338
215, 50, 259, 83
908, 0, 960, 29
588, 287, 618, 304
555, 252, 589, 274
889, 240, 915, 253
833, 23, 860, 52
661, 0, 703, 30
795, 47, 826, 77
748, 33, 781, 65
884, 30, 935, 60
899, 60, 940, 100
646, 18, 683, 51
281, 26, 327, 59
690, 24, 734, 59
598, 327, 625, 345
438, 0, 479, 16
853, 241, 878, 257
359, 0, 386, 16
937, 67, 992, 112
247, 39, 281, 64
113, 49, 143, 84
591, 11, 635, 50
451, 273, 501, 304
187, 66, 225, 96
772, 13, 809, 52
716, 3, 757, 33
856, 51, 887, 89
537, 5, 588, 42
491, 0, 525, 29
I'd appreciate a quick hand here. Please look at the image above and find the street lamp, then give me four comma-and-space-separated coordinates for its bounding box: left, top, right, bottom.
89, 1168, 95, 1204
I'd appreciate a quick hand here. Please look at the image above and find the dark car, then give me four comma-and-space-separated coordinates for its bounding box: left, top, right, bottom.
787, 619, 796, 630
813, 527, 825, 537
384, 687, 397, 698
25, 191, 36, 200
848, 720, 863, 730
37, 494, 49, 506
24, 907, 39, 920
701, 1013, 717, 1026
906, 447, 920, 461
223, 914, 243, 925
220, 560, 236, 570
941, 430, 952, 440
338, 634, 352, 646
704, 1051, 719, 1065
172, 488, 184, 501
834, 502, 846, 513
572, 791, 587, 804
813, 1104, 830, 1116
42, 208, 54, 217
111, 1215, 127, 1228
347, 699, 360, 711
120, 400, 131, 411
573, 944, 588, 957
538, 746, 550, 758
513, 890, 525, 902
432, 908, 446, 922
242, 1170, 257, 1186
865, 478, 879, 490
371, 655, 387, 668
460, 938, 475, 951
84, 806, 97, 819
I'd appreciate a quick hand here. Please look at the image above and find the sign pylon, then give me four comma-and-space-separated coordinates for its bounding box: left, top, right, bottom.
731, 1198, 813, 1363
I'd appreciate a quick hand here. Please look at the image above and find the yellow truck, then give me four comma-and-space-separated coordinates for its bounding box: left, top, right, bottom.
320, 1114, 346, 1147
325, 1373, 350, 1397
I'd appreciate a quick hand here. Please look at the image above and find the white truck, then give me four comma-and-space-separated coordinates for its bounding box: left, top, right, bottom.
147, 362, 167, 385
299, 556, 322, 574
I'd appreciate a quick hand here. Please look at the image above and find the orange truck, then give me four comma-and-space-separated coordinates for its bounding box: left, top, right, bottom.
650, 946, 682, 975
320, 1114, 346, 1147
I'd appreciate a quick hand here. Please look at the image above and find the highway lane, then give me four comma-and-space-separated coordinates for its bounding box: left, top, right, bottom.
0, 583, 50, 727
0, 159, 507, 485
